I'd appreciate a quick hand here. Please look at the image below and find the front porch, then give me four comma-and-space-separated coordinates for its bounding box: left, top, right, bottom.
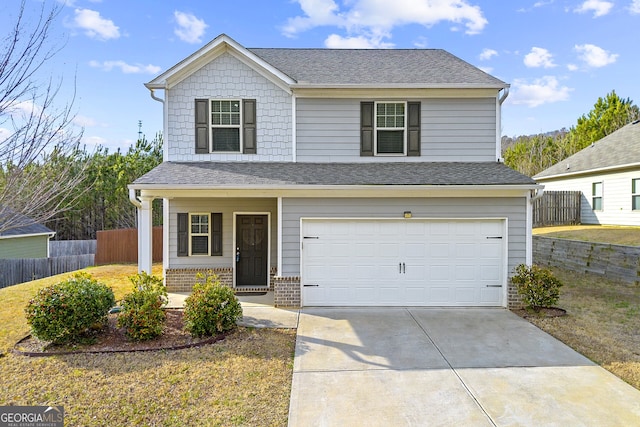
166, 290, 300, 328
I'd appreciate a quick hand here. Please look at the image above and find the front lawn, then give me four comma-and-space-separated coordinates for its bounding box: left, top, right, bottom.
0, 265, 295, 426
524, 267, 640, 390
533, 225, 640, 246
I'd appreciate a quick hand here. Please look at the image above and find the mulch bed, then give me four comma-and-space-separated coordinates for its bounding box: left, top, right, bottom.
13, 309, 228, 357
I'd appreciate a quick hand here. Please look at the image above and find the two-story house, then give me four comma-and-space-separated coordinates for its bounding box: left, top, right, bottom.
130, 34, 540, 308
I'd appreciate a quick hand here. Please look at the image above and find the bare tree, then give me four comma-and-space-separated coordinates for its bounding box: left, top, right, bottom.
0, 0, 87, 234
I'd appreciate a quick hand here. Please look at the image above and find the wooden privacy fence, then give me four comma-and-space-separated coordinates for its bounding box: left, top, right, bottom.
0, 255, 95, 289
533, 191, 581, 227
96, 227, 163, 265
49, 239, 96, 257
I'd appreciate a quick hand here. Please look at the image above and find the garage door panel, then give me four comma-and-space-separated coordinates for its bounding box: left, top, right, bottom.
301, 219, 505, 307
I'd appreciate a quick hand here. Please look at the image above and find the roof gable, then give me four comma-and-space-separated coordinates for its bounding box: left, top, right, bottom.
146, 33, 508, 91
534, 121, 640, 180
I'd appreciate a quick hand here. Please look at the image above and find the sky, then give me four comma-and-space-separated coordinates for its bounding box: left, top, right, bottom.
2, 0, 640, 152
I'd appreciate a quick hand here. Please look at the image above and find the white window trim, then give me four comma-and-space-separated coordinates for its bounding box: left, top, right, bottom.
209, 99, 243, 153
189, 213, 210, 256
374, 101, 407, 157
592, 181, 603, 211
632, 178, 640, 211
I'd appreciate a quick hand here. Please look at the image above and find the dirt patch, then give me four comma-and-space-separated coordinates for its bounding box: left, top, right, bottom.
512, 307, 567, 319
14, 309, 222, 355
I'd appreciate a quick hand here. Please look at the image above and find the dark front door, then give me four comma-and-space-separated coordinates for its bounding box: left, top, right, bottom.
236, 215, 268, 286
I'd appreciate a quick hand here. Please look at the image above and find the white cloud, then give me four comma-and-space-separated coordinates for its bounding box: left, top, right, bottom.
174, 11, 208, 44
325, 34, 394, 48
510, 76, 572, 107
82, 135, 107, 147
479, 48, 497, 60
574, 44, 618, 67
73, 115, 97, 127
524, 47, 556, 68
0, 128, 12, 143
567, 63, 579, 71
89, 60, 161, 74
478, 66, 493, 74
630, 0, 640, 13
574, 0, 614, 17
72, 9, 120, 40
283, 0, 488, 47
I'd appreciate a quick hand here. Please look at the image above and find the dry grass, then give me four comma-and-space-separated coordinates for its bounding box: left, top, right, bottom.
0, 265, 295, 426
524, 267, 640, 390
534, 225, 640, 246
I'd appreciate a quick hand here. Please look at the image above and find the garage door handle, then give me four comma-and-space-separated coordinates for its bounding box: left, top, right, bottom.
486, 285, 502, 288
303, 284, 319, 287
399, 263, 406, 274
486, 236, 503, 239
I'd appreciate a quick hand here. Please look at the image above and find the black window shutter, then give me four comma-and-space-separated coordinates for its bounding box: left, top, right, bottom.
177, 213, 188, 257
407, 102, 421, 157
243, 99, 257, 154
360, 102, 374, 156
211, 213, 222, 256
195, 99, 209, 154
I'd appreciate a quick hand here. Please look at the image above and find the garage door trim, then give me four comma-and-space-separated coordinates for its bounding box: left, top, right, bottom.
300, 217, 509, 307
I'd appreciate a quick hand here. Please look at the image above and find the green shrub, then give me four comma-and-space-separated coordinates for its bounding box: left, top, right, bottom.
117, 272, 168, 341
511, 264, 563, 310
184, 272, 242, 337
25, 272, 115, 344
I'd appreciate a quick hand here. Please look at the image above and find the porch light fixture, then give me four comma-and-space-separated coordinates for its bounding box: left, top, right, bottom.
403, 211, 412, 218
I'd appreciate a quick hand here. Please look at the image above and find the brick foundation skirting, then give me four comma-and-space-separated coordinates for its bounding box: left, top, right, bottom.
165, 267, 278, 293
273, 276, 301, 308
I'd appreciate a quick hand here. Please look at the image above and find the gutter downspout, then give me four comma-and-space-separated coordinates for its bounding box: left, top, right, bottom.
149, 88, 164, 104
496, 87, 510, 163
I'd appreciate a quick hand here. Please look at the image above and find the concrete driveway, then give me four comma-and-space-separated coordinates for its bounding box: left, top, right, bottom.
288, 308, 640, 426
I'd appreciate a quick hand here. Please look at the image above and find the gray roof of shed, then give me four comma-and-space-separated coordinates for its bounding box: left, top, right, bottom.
133, 162, 535, 188
0, 208, 54, 237
247, 48, 508, 87
534, 120, 640, 180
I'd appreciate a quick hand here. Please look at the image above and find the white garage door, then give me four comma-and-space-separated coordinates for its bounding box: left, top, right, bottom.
301, 219, 505, 307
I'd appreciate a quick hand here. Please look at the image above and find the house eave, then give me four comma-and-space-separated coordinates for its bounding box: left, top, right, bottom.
535, 162, 640, 181
291, 83, 509, 90
130, 183, 540, 199
0, 231, 55, 240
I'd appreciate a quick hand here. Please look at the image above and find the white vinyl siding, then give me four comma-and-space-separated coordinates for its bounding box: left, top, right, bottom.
168, 198, 278, 269
539, 169, 640, 225
281, 197, 526, 278
295, 98, 497, 162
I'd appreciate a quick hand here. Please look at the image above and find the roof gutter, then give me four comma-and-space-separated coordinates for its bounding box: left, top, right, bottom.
129, 188, 142, 209
499, 87, 509, 104
148, 88, 164, 104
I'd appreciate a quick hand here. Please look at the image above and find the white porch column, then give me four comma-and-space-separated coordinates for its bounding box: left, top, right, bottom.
139, 196, 154, 274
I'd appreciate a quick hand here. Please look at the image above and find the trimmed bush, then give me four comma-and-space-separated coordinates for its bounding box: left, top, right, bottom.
117, 272, 168, 341
25, 272, 115, 344
184, 272, 242, 337
511, 264, 563, 311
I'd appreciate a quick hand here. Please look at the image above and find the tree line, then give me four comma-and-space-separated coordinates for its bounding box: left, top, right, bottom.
44, 134, 163, 240
503, 91, 640, 177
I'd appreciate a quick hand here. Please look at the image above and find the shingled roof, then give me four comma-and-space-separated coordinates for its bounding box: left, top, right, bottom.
247, 48, 507, 87
534, 120, 640, 180
0, 208, 54, 238
133, 162, 535, 188
146, 34, 508, 90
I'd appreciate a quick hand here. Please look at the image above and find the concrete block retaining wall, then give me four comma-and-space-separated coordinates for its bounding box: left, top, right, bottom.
533, 236, 640, 284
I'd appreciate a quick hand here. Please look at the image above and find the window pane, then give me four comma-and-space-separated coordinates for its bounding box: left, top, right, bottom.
633, 195, 640, 210
212, 128, 240, 151
231, 101, 240, 112
192, 236, 208, 255
593, 197, 602, 211
592, 182, 602, 197
221, 101, 230, 112
211, 101, 221, 112
377, 104, 385, 115
377, 130, 404, 154
231, 114, 240, 125
633, 179, 640, 194
211, 114, 221, 125
221, 114, 231, 125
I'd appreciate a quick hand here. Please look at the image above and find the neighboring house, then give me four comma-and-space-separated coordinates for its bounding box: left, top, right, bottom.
130, 34, 539, 308
534, 120, 640, 226
0, 211, 55, 259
